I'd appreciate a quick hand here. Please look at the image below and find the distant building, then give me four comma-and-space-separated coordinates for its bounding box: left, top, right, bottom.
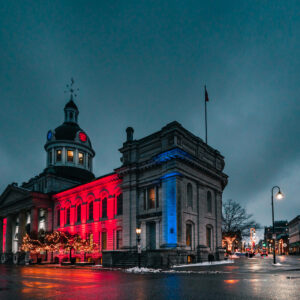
264, 220, 289, 255
288, 216, 300, 255
0, 95, 228, 266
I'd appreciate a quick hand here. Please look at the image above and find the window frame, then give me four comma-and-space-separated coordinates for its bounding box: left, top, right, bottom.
78, 152, 84, 165
67, 149, 74, 162
56, 149, 62, 162
88, 201, 94, 221
102, 198, 107, 219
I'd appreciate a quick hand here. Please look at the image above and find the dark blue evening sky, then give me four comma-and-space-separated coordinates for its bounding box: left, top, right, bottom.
0, 1, 299, 230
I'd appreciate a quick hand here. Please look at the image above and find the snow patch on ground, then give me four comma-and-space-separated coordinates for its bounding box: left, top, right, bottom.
229, 254, 240, 259
126, 267, 161, 273
273, 263, 282, 266
125, 267, 225, 274
173, 259, 234, 268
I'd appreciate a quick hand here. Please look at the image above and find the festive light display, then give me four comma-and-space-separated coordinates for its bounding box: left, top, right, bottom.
51, 173, 122, 261
2, 218, 7, 253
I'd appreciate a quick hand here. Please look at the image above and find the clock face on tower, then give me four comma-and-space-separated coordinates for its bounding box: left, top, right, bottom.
79, 132, 87, 142
47, 130, 52, 141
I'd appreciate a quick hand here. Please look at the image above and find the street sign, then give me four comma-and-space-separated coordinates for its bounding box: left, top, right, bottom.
272, 234, 276, 239
138, 244, 142, 254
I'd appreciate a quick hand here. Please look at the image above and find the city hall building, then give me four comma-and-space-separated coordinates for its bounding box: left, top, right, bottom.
0, 97, 228, 266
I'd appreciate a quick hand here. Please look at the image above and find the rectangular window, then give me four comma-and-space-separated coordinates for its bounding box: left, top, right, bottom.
102, 198, 107, 218
66, 208, 70, 225
117, 194, 123, 215
116, 230, 122, 249
186, 224, 192, 247
78, 152, 84, 165
87, 155, 91, 168
88, 202, 94, 221
148, 187, 155, 209
56, 150, 62, 162
206, 227, 212, 249
156, 187, 159, 208
67, 150, 74, 162
102, 232, 107, 250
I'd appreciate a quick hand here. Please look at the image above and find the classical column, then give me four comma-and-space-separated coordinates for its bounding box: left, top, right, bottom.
155, 219, 160, 249
18, 211, 26, 251
5, 215, 13, 253
141, 221, 146, 249
30, 208, 39, 233
161, 173, 179, 247
46, 208, 53, 232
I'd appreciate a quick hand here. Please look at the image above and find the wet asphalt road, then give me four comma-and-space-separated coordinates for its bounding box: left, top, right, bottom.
0, 255, 299, 300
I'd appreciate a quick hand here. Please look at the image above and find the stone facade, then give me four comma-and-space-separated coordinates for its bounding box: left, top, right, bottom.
0, 100, 228, 266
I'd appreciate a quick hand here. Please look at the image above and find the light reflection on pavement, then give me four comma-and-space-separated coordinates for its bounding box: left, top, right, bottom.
0, 255, 299, 300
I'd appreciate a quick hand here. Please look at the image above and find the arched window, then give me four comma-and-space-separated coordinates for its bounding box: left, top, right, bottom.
117, 194, 123, 216
102, 198, 107, 218
206, 225, 213, 249
77, 204, 81, 223
187, 183, 193, 208
207, 191, 212, 213
66, 207, 70, 225
57, 208, 60, 227
88, 201, 94, 221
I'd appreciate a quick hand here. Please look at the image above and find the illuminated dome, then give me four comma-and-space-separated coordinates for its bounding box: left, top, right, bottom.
44, 98, 95, 182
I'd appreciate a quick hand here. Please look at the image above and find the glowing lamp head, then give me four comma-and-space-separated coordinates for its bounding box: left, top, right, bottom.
136, 228, 141, 235
275, 190, 284, 200
79, 132, 87, 142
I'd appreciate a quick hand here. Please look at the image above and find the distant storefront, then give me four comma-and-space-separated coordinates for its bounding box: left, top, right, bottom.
289, 216, 300, 255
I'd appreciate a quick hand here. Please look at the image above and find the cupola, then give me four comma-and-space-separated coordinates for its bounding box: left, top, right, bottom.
44, 80, 95, 183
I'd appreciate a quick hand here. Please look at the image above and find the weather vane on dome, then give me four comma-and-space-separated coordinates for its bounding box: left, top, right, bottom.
65, 77, 79, 100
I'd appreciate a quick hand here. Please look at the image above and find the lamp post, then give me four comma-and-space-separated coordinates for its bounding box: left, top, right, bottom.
271, 186, 284, 264
136, 228, 141, 268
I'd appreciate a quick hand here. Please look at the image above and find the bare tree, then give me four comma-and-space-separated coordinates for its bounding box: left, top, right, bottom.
222, 199, 260, 239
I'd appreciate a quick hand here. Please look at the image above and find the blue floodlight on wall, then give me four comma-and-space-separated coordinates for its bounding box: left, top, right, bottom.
153, 148, 190, 164
161, 172, 181, 247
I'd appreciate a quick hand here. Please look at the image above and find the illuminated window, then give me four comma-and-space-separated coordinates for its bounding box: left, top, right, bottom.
56, 149, 62, 162
206, 226, 212, 249
102, 231, 107, 250
57, 209, 60, 227
117, 194, 123, 215
78, 152, 84, 165
187, 183, 193, 208
66, 207, 70, 225
88, 202, 93, 221
207, 191, 212, 213
116, 230, 122, 249
148, 187, 155, 209
67, 150, 74, 162
186, 223, 192, 247
77, 204, 81, 223
102, 198, 107, 218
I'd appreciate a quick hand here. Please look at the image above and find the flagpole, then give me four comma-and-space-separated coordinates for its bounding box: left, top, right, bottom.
205, 85, 207, 144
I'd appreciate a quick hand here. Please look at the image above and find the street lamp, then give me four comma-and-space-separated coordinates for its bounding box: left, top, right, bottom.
271, 186, 284, 264
136, 227, 142, 268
